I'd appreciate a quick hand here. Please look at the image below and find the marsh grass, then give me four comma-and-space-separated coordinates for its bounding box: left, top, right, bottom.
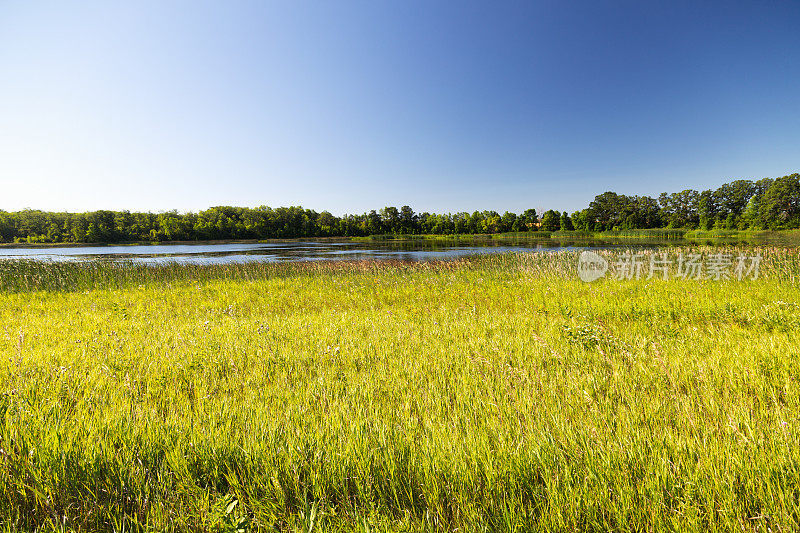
552, 229, 688, 240
0, 248, 799, 531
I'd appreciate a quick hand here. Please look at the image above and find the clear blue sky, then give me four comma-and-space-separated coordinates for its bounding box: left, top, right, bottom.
1, 1, 798, 215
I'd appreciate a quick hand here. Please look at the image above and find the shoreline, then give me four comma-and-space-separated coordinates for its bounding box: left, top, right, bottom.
2, 228, 799, 248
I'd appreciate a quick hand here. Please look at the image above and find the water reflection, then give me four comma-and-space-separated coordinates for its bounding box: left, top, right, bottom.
0, 236, 768, 265
0, 240, 588, 264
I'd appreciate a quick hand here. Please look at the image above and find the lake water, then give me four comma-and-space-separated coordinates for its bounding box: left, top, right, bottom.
0, 240, 600, 264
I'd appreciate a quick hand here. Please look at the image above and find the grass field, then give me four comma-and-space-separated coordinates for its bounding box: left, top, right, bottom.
1, 249, 799, 531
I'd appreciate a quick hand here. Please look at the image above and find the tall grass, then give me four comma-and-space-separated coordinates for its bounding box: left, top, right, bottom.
0, 249, 799, 531
1, 247, 798, 293
552, 228, 688, 240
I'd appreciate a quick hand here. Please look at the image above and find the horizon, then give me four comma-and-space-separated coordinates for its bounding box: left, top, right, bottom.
2, 1, 799, 215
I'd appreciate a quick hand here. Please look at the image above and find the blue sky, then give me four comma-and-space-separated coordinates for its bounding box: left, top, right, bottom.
1, 1, 798, 215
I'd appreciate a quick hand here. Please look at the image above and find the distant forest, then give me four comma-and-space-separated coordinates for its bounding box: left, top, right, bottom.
2, 173, 799, 243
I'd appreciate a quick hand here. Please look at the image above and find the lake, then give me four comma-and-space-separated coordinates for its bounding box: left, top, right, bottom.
1, 234, 782, 265
0, 239, 604, 264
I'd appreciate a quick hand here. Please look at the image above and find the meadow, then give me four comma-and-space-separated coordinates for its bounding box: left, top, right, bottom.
1, 248, 799, 531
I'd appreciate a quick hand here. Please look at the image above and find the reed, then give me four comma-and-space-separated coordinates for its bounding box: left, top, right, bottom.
0, 248, 799, 531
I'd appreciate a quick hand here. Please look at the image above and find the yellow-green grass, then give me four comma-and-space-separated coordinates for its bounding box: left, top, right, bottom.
1, 249, 799, 531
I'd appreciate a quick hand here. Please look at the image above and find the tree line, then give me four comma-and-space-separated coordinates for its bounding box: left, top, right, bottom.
1, 173, 798, 243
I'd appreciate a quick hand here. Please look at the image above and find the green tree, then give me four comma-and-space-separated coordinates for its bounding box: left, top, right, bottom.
468, 211, 484, 234
658, 190, 700, 228
588, 192, 627, 230
519, 209, 538, 231
698, 190, 718, 230
453, 213, 470, 234
364, 210, 383, 234
758, 174, 800, 229
379, 207, 400, 233
399, 206, 417, 234
0, 211, 15, 242
559, 211, 574, 231
570, 209, 592, 231
714, 180, 757, 224
317, 211, 337, 236
500, 212, 517, 233
540, 210, 560, 231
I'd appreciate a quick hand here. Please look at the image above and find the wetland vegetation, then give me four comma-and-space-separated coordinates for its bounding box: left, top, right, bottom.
1, 248, 799, 530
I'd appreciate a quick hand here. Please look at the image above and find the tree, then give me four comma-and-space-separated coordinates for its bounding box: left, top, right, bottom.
379, 207, 400, 233
317, 211, 337, 236
519, 209, 538, 231
658, 190, 700, 228
540, 210, 560, 231
480, 211, 501, 233
1, 173, 797, 242
758, 174, 800, 229
714, 180, 757, 223
399, 206, 417, 234
629, 196, 661, 229
468, 211, 484, 233
588, 192, 630, 230
500, 211, 517, 233
559, 211, 574, 231
69, 214, 88, 242
744, 177, 775, 229
570, 209, 593, 231
0, 211, 14, 242
114, 211, 135, 241
453, 213, 470, 234
158, 211, 193, 240
698, 190, 718, 230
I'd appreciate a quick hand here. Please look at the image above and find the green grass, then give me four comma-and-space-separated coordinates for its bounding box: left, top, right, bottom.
685, 229, 800, 245
552, 229, 689, 240
352, 229, 800, 246
684, 229, 755, 238
350, 233, 555, 242
1, 249, 800, 531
